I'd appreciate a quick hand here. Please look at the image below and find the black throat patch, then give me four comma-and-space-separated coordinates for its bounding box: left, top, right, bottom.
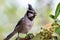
28, 15, 35, 21
26, 11, 36, 21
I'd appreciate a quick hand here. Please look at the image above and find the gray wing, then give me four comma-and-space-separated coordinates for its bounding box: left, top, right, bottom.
16, 18, 23, 27
14, 18, 23, 31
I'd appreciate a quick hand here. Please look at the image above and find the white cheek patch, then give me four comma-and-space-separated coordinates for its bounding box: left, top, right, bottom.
29, 13, 34, 17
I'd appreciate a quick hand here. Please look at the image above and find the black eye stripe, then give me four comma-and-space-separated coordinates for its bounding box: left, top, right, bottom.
27, 11, 34, 14
29, 11, 33, 13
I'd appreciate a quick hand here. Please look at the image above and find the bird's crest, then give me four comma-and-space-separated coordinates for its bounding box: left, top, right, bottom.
28, 4, 34, 11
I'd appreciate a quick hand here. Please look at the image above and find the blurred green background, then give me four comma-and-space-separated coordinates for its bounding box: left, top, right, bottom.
0, 0, 60, 40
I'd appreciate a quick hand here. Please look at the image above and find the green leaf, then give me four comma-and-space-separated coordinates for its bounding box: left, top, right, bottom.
54, 3, 60, 19
55, 27, 60, 35
50, 15, 55, 19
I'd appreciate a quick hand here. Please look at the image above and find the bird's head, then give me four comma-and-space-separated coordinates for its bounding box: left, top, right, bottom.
26, 4, 36, 21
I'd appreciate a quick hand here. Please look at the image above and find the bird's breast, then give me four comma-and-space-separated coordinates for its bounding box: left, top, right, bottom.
22, 17, 33, 33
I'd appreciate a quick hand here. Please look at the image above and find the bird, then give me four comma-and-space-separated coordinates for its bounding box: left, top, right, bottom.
4, 4, 36, 40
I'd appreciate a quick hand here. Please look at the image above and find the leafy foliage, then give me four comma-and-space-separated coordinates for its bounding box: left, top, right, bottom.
50, 3, 60, 20
50, 15, 55, 19
55, 27, 60, 35
54, 3, 60, 19
32, 28, 53, 40
53, 3, 60, 35
49, 2, 60, 35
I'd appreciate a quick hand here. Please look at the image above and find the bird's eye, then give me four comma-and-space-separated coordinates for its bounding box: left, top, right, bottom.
28, 10, 35, 14
29, 11, 33, 13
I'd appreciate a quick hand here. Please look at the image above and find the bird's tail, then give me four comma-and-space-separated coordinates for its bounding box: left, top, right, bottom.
4, 31, 16, 40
